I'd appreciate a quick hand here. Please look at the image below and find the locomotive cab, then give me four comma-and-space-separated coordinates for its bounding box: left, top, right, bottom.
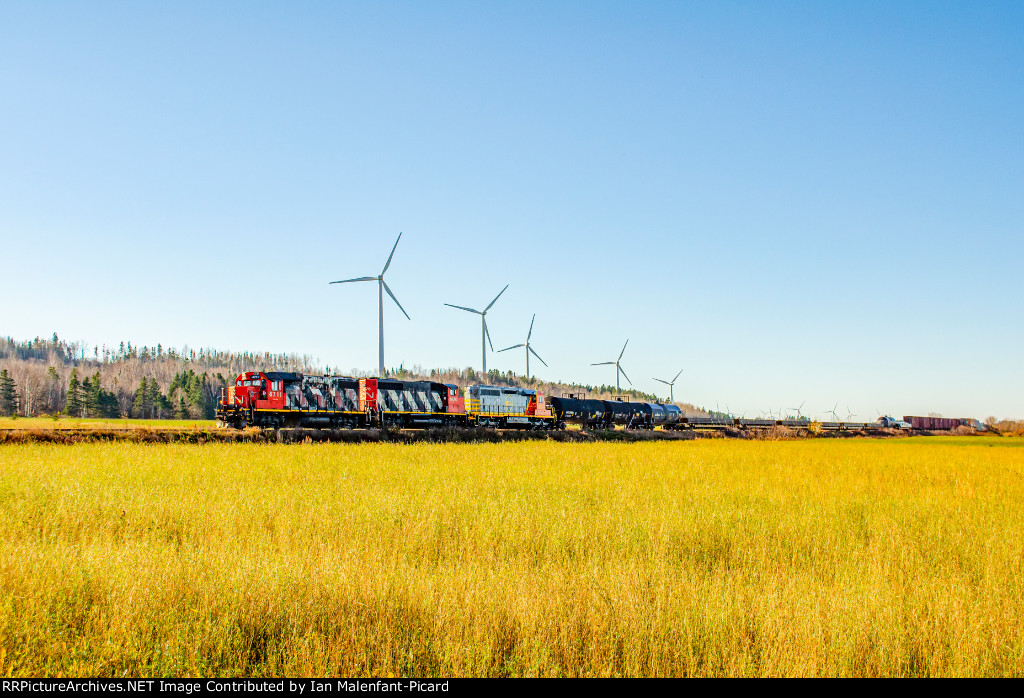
445, 384, 465, 414
217, 371, 292, 427
231, 372, 262, 408
232, 372, 286, 408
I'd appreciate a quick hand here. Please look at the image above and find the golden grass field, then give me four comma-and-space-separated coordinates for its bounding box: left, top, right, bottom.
1, 437, 1022, 677
0, 417, 217, 430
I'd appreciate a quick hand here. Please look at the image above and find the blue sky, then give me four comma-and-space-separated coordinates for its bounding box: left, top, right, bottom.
2, 1, 1021, 419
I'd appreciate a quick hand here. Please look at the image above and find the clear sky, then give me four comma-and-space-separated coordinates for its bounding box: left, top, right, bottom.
2, 1, 1021, 419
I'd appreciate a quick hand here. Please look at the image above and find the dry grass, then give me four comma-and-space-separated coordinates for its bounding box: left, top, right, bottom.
1, 439, 1022, 677
0, 417, 216, 430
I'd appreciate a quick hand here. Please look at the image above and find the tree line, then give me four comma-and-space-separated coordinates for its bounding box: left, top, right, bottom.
0, 334, 320, 419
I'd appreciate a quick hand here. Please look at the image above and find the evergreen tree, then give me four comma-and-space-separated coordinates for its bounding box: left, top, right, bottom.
81, 376, 92, 416
86, 371, 104, 417
175, 395, 189, 419
148, 378, 163, 419
0, 369, 17, 416
66, 368, 82, 416
99, 386, 119, 418
131, 377, 148, 418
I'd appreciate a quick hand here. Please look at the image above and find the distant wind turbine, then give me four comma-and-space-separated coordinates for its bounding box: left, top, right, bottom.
592, 340, 632, 392
788, 401, 807, 420
445, 285, 509, 374
499, 314, 547, 378
652, 368, 684, 403
329, 233, 409, 376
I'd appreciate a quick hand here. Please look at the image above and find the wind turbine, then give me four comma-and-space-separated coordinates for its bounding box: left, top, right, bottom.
652, 368, 684, 403
788, 401, 807, 420
329, 233, 409, 376
498, 314, 547, 378
592, 340, 632, 393
593, 341, 630, 395
823, 403, 840, 422
445, 285, 509, 375
845, 406, 858, 422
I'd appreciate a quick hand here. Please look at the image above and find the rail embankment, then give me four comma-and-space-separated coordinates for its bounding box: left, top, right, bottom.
0, 424, 947, 445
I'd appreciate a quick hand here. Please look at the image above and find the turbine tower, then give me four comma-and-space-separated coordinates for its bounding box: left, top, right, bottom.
329, 233, 410, 377
652, 368, 683, 403
498, 314, 547, 378
445, 285, 508, 375
592, 340, 632, 393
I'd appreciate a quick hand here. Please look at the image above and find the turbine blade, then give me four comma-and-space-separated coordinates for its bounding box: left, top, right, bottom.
591, 362, 615, 366
527, 314, 535, 342
499, 344, 525, 352
672, 368, 684, 383
382, 280, 410, 320
445, 304, 481, 314
653, 378, 669, 385
329, 276, 377, 284
380, 232, 402, 275
617, 364, 632, 386
483, 318, 493, 351
484, 284, 509, 312
618, 339, 629, 361
527, 346, 548, 366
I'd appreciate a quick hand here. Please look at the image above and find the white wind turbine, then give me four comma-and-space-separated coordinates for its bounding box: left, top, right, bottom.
498, 314, 547, 378
592, 340, 632, 393
445, 285, 509, 375
652, 368, 683, 403
329, 233, 409, 376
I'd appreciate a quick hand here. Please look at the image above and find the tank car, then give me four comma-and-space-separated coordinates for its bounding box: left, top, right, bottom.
546, 396, 606, 428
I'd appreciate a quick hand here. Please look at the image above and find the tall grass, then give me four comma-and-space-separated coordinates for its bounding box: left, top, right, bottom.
1, 439, 1022, 676
0, 417, 217, 430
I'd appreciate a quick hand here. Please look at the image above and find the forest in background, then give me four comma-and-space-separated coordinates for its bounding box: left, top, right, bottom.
0, 335, 317, 419
0, 334, 709, 419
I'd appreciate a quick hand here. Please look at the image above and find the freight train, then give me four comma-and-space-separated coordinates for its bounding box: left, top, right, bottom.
902, 416, 983, 430
217, 371, 944, 433
215, 371, 554, 430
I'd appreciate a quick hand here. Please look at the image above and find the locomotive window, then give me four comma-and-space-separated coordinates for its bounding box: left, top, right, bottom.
243, 380, 251, 386
236, 380, 242, 386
